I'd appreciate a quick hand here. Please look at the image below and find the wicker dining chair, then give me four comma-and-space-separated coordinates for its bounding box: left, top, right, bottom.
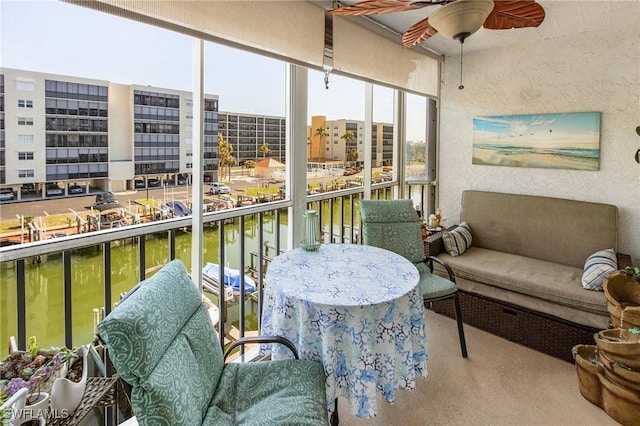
359, 199, 468, 358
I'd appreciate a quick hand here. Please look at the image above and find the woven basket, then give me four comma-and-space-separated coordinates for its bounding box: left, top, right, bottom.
594, 329, 640, 371
604, 271, 640, 328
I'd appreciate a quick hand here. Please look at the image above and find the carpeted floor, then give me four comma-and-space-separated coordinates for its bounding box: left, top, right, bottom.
339, 309, 618, 426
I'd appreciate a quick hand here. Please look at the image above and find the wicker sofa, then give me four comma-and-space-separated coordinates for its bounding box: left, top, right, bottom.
431, 191, 630, 361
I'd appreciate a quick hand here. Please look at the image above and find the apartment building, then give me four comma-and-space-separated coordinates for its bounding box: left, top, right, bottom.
217, 112, 286, 166
0, 68, 398, 200
1, 69, 112, 197
0, 68, 294, 199
0, 68, 222, 197
0, 68, 298, 198
308, 116, 393, 168
127, 85, 219, 189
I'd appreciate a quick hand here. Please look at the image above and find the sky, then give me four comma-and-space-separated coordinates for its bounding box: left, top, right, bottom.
1, 0, 426, 141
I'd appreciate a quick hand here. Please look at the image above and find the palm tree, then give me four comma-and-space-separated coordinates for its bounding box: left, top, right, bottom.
217, 133, 236, 181
340, 130, 356, 145
347, 148, 359, 163
314, 126, 328, 159
341, 130, 357, 165
243, 159, 256, 176
259, 141, 271, 158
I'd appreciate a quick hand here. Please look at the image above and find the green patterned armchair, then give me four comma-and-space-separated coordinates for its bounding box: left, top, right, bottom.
359, 199, 468, 358
97, 259, 329, 425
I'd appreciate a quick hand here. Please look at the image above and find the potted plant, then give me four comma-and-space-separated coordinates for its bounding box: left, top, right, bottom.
0, 337, 82, 423
50, 345, 89, 413
622, 266, 640, 282
1, 387, 31, 425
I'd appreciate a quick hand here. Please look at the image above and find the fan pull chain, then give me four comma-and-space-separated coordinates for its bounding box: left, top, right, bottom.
323, 65, 333, 90
458, 40, 464, 90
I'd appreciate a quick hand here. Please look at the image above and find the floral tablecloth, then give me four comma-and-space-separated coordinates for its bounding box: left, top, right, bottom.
260, 243, 427, 418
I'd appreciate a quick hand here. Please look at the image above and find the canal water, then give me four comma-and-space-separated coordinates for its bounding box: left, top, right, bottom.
0, 212, 290, 351
0, 196, 365, 352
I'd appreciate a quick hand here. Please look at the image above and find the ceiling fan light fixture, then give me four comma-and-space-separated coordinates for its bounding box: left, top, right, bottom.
428, 0, 495, 41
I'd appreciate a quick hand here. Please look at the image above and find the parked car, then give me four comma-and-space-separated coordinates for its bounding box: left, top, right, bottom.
0, 188, 15, 201
177, 177, 188, 185
46, 184, 63, 197
20, 183, 37, 195
208, 182, 231, 195
148, 178, 161, 187
378, 172, 393, 181
96, 192, 116, 204
134, 180, 146, 189
69, 184, 84, 194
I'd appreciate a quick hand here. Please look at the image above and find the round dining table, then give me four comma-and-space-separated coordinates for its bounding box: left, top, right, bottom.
260, 243, 427, 421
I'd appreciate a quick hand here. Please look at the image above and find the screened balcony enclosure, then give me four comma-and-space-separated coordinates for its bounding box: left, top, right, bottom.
1, 1, 442, 351
0, 3, 442, 422
1, 1, 632, 425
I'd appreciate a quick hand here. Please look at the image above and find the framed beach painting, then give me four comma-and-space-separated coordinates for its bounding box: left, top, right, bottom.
472, 112, 601, 170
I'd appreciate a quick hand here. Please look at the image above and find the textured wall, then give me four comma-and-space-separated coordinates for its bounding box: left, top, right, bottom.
438, 6, 640, 263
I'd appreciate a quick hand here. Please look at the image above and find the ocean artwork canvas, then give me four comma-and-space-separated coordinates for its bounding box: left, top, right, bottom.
472, 112, 601, 170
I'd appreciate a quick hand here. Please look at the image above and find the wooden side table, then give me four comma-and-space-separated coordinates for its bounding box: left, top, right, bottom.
423, 226, 454, 257
617, 253, 632, 269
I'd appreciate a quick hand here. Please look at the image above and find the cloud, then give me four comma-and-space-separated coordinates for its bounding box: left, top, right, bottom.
530, 117, 556, 126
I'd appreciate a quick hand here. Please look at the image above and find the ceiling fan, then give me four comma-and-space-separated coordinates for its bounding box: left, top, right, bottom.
329, 0, 546, 48
329, 0, 545, 89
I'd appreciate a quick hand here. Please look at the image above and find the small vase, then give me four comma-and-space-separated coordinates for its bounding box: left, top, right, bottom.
50, 345, 88, 415
300, 210, 320, 251
1, 388, 27, 426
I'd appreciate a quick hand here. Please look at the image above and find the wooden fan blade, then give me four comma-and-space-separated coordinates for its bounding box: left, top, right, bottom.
402, 17, 438, 47
329, 0, 423, 16
483, 0, 545, 30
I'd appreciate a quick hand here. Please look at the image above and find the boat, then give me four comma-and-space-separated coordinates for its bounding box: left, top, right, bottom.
202, 262, 257, 293
200, 296, 220, 327
166, 200, 192, 217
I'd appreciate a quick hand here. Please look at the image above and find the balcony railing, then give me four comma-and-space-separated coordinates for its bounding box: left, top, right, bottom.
0, 181, 431, 354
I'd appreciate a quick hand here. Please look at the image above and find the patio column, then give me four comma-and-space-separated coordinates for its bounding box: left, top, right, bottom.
191, 38, 204, 289
362, 83, 373, 199
394, 90, 406, 200
285, 64, 308, 250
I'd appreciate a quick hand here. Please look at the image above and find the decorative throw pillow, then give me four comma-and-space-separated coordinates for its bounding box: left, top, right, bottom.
582, 248, 618, 291
442, 222, 472, 257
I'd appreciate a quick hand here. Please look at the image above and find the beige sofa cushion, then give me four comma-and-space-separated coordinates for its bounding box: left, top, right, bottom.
460, 191, 618, 268
438, 247, 608, 316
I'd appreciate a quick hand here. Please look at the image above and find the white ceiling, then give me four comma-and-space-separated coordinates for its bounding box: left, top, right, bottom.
325, 0, 638, 56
